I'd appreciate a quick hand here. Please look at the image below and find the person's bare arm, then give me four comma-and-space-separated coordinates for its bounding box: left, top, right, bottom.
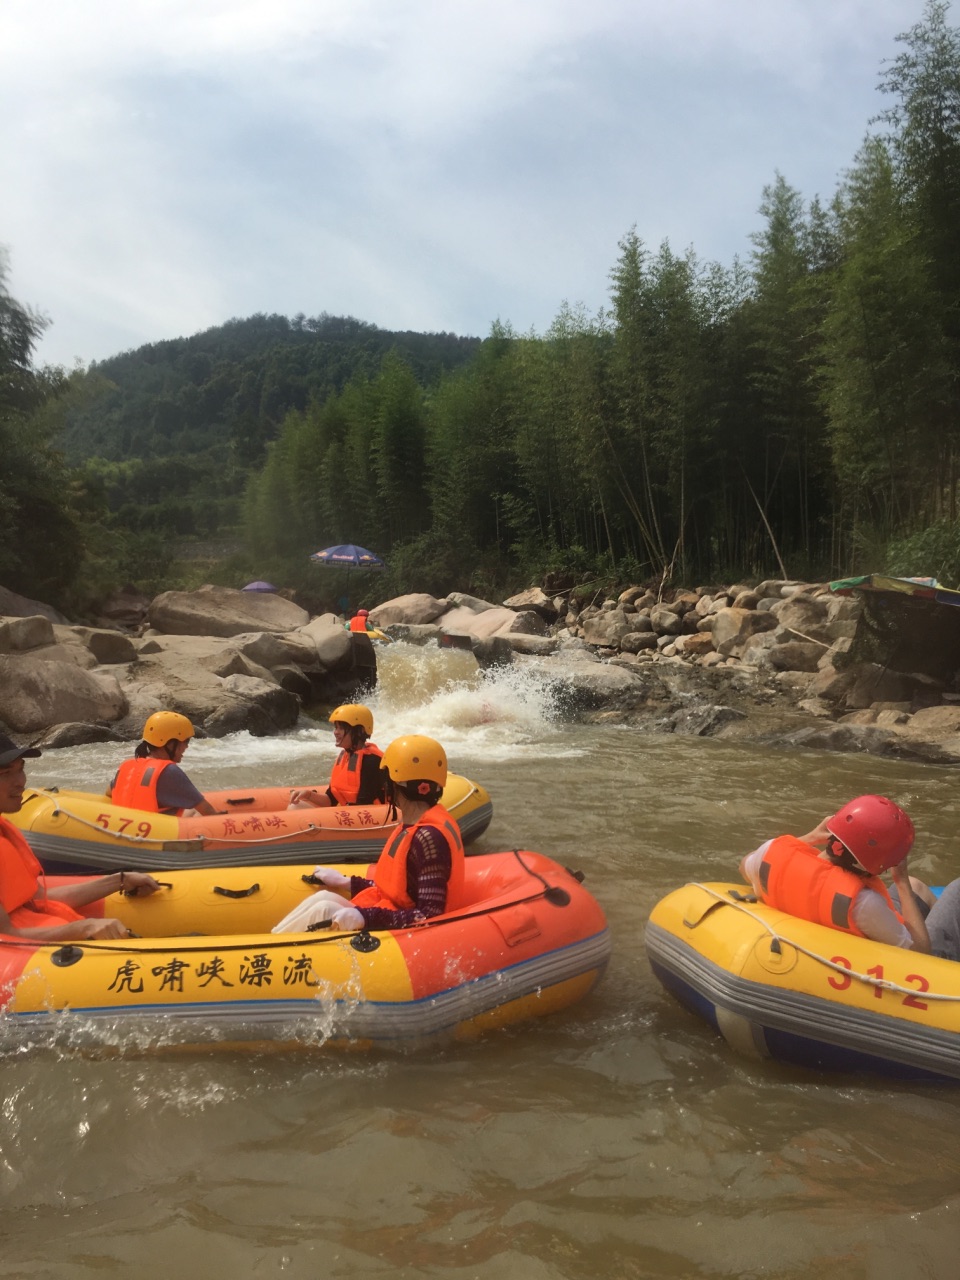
891, 859, 931, 953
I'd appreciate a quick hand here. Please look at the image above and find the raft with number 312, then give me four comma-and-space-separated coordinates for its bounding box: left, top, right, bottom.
0, 851, 610, 1053
646, 881, 960, 1084
10, 774, 492, 872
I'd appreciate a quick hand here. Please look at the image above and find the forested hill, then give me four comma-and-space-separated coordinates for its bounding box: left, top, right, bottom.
62, 311, 481, 467
4, 2, 960, 614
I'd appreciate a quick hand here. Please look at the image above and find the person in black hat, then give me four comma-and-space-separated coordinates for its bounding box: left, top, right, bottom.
0, 733, 161, 940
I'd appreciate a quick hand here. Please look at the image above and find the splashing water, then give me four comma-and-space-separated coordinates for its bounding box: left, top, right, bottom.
27, 641, 581, 794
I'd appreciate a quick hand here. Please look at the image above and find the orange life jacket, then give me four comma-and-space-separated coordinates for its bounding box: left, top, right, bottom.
348, 616, 370, 632
352, 804, 466, 913
328, 744, 383, 806
0, 817, 82, 930
757, 834, 900, 937
111, 756, 176, 814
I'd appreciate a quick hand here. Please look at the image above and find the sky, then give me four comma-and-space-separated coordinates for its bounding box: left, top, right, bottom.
1, 0, 931, 368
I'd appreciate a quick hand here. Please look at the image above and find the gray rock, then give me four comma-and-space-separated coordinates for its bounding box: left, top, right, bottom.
0, 615, 55, 652
148, 585, 310, 637
767, 640, 824, 673
502, 587, 557, 618
370, 594, 449, 626
712, 607, 778, 658
388, 624, 442, 645
0, 586, 68, 624
650, 605, 682, 635
472, 636, 514, 668
504, 634, 558, 656
0, 654, 127, 733
445, 591, 499, 613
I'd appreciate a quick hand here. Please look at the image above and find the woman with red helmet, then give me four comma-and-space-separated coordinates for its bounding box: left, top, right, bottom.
739, 794, 932, 952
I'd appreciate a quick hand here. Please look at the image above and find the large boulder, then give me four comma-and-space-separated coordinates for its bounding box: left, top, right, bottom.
445, 591, 499, 613
369, 594, 449, 626
768, 594, 834, 645
580, 607, 643, 647
147, 585, 310, 637
711, 607, 778, 658
0, 586, 69, 624
0, 615, 55, 652
115, 653, 299, 740
95, 585, 151, 631
502, 587, 558, 620
0, 654, 127, 733
441, 605, 520, 639
64, 626, 138, 665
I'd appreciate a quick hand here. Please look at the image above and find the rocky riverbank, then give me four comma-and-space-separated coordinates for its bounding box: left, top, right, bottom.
2, 577, 960, 765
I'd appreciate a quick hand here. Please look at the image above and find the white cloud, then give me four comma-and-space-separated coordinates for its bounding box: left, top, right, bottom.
1, 0, 928, 364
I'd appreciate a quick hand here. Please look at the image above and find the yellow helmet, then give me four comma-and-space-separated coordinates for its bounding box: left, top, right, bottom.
142, 711, 195, 747
381, 735, 447, 787
328, 704, 374, 736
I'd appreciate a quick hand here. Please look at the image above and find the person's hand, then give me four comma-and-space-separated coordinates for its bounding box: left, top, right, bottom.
891, 857, 910, 886
330, 905, 365, 931
79, 917, 134, 940
800, 818, 832, 847
290, 788, 324, 809
311, 867, 350, 891
122, 871, 162, 897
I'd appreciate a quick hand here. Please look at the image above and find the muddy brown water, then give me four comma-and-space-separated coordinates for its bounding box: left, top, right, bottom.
3, 645, 959, 1279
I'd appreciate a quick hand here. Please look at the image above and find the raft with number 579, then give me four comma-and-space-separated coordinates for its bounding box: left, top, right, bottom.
0, 851, 610, 1053
10, 773, 492, 873
646, 881, 960, 1084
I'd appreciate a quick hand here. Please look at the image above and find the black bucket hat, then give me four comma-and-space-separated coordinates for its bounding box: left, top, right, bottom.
0, 733, 42, 767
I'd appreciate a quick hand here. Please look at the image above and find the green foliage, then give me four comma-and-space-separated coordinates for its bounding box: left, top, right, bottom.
885, 519, 960, 588
7, 4, 960, 610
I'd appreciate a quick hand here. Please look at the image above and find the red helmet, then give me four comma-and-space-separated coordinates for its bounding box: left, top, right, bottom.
826, 794, 915, 873
358, 608, 369, 616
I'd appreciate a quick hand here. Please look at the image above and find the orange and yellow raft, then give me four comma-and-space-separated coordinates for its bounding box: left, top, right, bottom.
0, 851, 610, 1052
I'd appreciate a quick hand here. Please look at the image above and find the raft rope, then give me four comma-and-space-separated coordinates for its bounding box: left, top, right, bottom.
1, 852, 582, 956
28, 785, 479, 847
690, 882, 960, 1004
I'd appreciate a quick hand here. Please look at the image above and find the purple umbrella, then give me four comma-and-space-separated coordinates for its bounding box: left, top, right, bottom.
242, 580, 279, 593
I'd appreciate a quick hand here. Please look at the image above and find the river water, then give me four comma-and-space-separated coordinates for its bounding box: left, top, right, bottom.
3, 643, 959, 1279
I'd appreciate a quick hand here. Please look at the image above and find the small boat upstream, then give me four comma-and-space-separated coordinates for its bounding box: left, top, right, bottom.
11, 774, 493, 872
0, 851, 610, 1053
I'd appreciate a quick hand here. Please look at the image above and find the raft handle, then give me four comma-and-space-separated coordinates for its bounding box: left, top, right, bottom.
564, 868, 586, 884
212, 883, 261, 899
544, 886, 572, 907
51, 945, 84, 967
769, 938, 782, 956
224, 796, 257, 806
727, 890, 757, 903
350, 931, 380, 953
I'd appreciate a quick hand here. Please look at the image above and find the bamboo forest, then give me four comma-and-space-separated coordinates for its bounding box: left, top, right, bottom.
2, 2, 960, 611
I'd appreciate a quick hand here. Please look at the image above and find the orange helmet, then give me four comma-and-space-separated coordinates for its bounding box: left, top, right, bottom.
826, 794, 915, 874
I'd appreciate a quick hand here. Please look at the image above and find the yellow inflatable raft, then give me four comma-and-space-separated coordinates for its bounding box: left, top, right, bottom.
0, 851, 610, 1053
647, 881, 960, 1083
12, 774, 492, 872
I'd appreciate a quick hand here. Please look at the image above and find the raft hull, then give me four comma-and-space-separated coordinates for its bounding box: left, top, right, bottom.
646, 882, 960, 1083
0, 852, 610, 1053
13, 774, 493, 871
